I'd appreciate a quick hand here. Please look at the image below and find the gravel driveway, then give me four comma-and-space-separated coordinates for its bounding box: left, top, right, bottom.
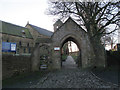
3, 56, 118, 88
29, 68, 118, 88
29, 56, 118, 88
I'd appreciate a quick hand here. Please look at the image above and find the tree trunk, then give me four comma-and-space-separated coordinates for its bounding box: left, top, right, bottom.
90, 36, 107, 68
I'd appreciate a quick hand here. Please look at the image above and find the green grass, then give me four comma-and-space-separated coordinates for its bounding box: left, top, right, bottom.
71, 55, 77, 60
61, 54, 67, 61
61, 54, 78, 62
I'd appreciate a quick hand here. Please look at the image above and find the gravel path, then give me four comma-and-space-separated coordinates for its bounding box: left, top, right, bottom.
29, 56, 118, 88
3, 56, 118, 88
62, 56, 77, 69
30, 68, 118, 88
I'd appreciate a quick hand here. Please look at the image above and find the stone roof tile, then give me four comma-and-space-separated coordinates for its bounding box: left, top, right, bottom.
29, 24, 53, 37
1, 20, 33, 39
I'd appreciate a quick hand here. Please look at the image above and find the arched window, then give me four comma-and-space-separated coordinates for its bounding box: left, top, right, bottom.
28, 48, 31, 53
24, 48, 26, 53
19, 41, 21, 46
27, 43, 29, 47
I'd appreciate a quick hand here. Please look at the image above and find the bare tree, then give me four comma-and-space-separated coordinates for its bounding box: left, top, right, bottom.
101, 34, 117, 49
47, 0, 120, 65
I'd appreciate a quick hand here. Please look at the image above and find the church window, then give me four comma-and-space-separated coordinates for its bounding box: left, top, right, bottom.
24, 48, 26, 53
27, 43, 29, 47
19, 41, 21, 46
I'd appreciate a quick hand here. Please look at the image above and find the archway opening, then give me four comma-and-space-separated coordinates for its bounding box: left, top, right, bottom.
60, 37, 81, 69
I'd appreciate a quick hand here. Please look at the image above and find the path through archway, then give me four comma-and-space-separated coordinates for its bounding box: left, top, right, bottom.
60, 37, 81, 69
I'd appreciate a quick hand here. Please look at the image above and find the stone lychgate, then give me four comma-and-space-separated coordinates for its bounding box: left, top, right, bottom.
31, 17, 106, 71
51, 17, 96, 69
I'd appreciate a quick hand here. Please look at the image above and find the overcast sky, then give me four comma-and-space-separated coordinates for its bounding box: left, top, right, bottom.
0, 0, 79, 51
0, 0, 118, 50
0, 0, 55, 32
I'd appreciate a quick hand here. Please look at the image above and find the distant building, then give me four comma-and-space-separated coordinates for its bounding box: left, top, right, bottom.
117, 28, 120, 51
118, 28, 120, 44
0, 20, 54, 55
0, 20, 34, 54
25, 23, 53, 45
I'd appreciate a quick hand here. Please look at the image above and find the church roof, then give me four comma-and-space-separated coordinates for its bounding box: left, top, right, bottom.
28, 24, 53, 37
0, 20, 33, 39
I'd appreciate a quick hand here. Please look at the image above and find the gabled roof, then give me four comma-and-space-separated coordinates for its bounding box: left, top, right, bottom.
0, 20, 33, 39
28, 24, 53, 37
51, 17, 86, 37
57, 17, 85, 32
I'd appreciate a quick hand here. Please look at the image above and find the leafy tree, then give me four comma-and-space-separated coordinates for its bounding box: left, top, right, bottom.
47, 0, 120, 66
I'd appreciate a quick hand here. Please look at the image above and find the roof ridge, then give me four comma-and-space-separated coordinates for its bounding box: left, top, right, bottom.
28, 24, 53, 33
28, 24, 53, 37
1, 20, 27, 29
2, 21, 33, 39
55, 17, 86, 32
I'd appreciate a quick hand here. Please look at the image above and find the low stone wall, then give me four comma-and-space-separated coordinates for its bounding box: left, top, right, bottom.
106, 51, 119, 66
69, 51, 79, 56
2, 54, 31, 79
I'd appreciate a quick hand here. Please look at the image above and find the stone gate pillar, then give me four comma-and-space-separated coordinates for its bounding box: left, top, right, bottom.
51, 45, 61, 69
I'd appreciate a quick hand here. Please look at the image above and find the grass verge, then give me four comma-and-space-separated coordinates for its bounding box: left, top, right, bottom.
2, 70, 49, 87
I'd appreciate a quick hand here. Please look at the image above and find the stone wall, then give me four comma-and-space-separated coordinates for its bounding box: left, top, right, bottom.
52, 18, 96, 69
2, 54, 31, 79
25, 24, 50, 43
69, 51, 79, 56
25, 25, 40, 43
31, 43, 53, 71
2, 33, 34, 54
106, 51, 119, 66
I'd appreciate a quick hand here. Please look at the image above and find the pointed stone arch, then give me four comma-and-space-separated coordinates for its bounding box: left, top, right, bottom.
60, 35, 82, 67
60, 34, 81, 49
31, 17, 106, 71
51, 17, 95, 69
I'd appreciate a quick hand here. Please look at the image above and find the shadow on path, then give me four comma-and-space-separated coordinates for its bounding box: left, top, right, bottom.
92, 65, 119, 85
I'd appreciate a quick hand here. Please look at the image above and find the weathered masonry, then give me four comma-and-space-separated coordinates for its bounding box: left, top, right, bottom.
51, 17, 95, 69
31, 17, 106, 71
